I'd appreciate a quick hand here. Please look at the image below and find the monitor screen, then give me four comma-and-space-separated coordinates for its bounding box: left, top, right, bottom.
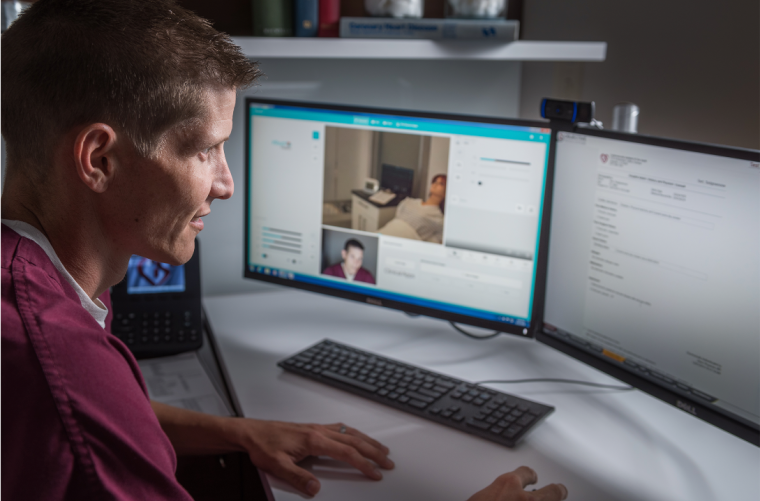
541, 129, 760, 444
244, 99, 553, 335
126, 255, 186, 294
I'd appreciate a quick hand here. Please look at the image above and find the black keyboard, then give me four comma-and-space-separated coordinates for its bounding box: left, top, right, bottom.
279, 339, 554, 448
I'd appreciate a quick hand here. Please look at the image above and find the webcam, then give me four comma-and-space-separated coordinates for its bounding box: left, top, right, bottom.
540, 98, 595, 124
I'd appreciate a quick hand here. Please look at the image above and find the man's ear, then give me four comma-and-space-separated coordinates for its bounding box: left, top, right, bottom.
341, 249, 347, 261
73, 124, 118, 193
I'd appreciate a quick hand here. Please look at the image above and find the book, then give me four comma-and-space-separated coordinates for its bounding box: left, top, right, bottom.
318, 0, 340, 37
339, 17, 520, 40
295, 0, 318, 37
253, 0, 293, 37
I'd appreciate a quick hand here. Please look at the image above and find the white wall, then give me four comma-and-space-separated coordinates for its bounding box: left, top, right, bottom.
519, 0, 760, 149
323, 127, 374, 201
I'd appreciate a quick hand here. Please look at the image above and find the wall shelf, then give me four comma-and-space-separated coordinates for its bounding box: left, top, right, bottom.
232, 37, 607, 61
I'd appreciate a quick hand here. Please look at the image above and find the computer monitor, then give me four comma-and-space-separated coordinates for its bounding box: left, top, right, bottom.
244, 98, 554, 336
539, 128, 760, 445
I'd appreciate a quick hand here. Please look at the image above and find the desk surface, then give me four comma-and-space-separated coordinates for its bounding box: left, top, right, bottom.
205, 289, 759, 501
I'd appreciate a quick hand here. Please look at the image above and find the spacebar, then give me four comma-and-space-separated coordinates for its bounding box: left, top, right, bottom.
322, 371, 378, 392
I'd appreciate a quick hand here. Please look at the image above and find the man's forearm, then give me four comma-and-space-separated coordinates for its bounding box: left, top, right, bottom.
151, 400, 244, 456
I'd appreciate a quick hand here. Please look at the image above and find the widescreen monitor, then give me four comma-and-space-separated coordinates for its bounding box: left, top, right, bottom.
244, 98, 554, 336
539, 128, 760, 445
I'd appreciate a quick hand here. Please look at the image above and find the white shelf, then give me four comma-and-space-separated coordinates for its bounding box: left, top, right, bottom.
233, 37, 607, 61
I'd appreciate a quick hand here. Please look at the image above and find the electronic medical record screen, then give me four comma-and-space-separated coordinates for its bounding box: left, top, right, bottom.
542, 130, 760, 443
126, 255, 186, 294
244, 99, 553, 334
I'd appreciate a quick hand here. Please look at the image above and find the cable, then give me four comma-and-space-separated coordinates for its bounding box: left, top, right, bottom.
449, 321, 502, 340
477, 378, 634, 391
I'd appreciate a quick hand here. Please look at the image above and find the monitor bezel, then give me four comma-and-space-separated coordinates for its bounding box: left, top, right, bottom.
243, 97, 557, 338
537, 126, 760, 446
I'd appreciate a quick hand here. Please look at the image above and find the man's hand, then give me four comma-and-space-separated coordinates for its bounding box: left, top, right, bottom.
231, 420, 394, 497
467, 467, 568, 501
151, 402, 393, 497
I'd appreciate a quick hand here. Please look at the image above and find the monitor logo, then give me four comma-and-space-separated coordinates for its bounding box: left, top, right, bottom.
600, 153, 609, 163
272, 140, 291, 150
366, 298, 383, 306
676, 400, 697, 416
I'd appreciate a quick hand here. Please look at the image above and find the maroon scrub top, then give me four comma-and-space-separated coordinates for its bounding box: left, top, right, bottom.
1, 225, 192, 500
322, 263, 376, 284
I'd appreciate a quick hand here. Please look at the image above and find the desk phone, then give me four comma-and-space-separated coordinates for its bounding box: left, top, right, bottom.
111, 241, 203, 359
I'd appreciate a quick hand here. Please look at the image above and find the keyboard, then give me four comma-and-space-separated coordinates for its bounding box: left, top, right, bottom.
278, 339, 554, 448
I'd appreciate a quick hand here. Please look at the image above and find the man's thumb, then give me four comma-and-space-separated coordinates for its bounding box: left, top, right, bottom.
272, 457, 321, 497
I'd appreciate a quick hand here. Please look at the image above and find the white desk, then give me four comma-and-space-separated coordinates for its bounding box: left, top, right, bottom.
204, 289, 759, 501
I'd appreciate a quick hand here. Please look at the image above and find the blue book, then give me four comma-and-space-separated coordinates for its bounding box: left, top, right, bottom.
295, 0, 318, 37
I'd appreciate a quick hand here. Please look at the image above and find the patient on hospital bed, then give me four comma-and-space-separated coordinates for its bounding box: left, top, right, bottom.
379, 174, 446, 244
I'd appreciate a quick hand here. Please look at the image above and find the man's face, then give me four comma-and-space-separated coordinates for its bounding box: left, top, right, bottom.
110, 88, 236, 265
341, 246, 364, 276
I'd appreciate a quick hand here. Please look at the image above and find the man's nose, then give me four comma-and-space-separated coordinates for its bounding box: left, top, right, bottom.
211, 151, 234, 201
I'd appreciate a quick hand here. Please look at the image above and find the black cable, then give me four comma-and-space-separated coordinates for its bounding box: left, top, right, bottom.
449, 321, 502, 340
477, 378, 634, 391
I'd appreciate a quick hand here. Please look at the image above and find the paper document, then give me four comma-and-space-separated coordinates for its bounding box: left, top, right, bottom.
138, 352, 231, 417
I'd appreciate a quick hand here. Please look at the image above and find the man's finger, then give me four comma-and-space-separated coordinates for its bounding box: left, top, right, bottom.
327, 430, 395, 469
312, 435, 383, 480
532, 483, 568, 501
329, 423, 390, 455
510, 466, 539, 488
266, 455, 321, 497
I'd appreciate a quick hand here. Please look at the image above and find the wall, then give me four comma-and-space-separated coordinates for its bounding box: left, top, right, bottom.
323, 127, 374, 202
519, 0, 760, 149
426, 136, 450, 195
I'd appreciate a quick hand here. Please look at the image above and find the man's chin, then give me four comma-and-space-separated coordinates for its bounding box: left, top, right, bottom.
150, 240, 196, 266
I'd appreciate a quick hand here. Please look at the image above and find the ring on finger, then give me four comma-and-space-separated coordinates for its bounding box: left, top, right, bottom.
339, 425, 347, 434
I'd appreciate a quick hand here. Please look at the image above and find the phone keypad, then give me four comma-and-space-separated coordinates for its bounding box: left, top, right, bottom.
112, 310, 200, 347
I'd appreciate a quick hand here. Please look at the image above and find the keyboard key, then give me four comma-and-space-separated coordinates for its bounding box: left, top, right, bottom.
417, 388, 442, 399
517, 415, 535, 426
505, 425, 523, 437
466, 419, 491, 431
406, 391, 435, 404
490, 426, 504, 434
452, 415, 464, 423
409, 399, 428, 409
441, 410, 453, 418
429, 407, 441, 414
398, 396, 410, 404
321, 370, 378, 392
436, 379, 455, 389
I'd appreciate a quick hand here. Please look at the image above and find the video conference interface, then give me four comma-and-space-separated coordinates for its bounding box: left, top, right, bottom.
246, 102, 551, 327
544, 132, 760, 428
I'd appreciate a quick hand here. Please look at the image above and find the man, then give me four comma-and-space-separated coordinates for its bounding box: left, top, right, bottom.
322, 238, 376, 284
1, 1, 567, 500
